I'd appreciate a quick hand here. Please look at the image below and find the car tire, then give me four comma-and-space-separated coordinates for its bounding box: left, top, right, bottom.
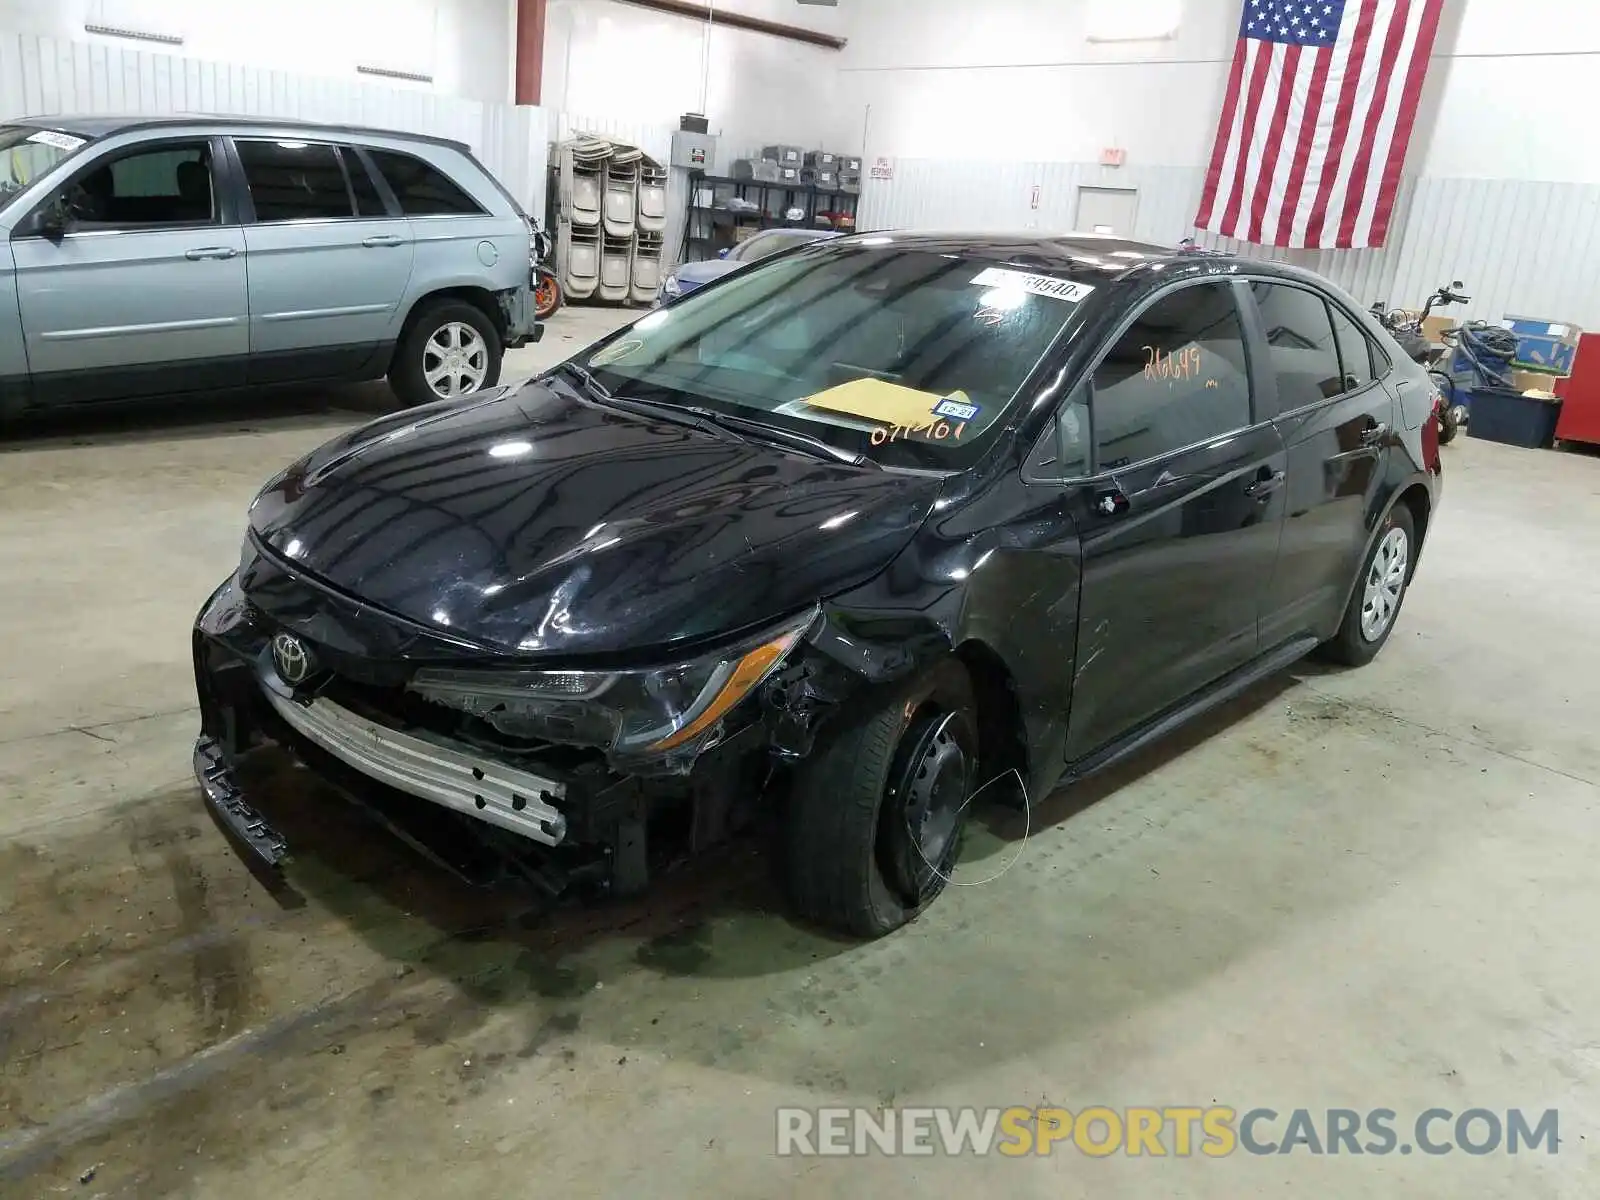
1438, 406, 1459, 444
1319, 503, 1417, 667
389, 299, 503, 408
784, 660, 978, 937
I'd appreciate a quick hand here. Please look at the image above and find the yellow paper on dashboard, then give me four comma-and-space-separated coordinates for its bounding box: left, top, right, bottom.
797, 378, 948, 427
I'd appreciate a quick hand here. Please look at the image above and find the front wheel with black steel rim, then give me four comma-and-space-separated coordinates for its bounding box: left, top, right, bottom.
389, 299, 503, 408
1320, 503, 1416, 666
784, 661, 978, 937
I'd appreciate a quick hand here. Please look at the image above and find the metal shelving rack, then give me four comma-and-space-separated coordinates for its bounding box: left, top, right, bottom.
682, 172, 860, 263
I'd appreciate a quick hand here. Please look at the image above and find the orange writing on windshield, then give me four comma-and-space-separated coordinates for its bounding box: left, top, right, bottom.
1144, 345, 1203, 381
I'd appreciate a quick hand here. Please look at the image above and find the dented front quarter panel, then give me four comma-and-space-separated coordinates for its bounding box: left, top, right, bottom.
800, 439, 1086, 798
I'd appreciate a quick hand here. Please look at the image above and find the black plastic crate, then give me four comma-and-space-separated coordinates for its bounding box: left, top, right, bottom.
1467, 385, 1562, 449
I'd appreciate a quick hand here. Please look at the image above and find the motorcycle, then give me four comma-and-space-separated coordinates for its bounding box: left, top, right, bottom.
530, 219, 563, 320
1370, 281, 1470, 444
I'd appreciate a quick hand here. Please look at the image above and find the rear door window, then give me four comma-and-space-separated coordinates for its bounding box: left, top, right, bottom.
1091, 281, 1253, 470
366, 148, 483, 216
342, 148, 389, 217
1250, 282, 1345, 411
1328, 302, 1378, 390
235, 139, 353, 222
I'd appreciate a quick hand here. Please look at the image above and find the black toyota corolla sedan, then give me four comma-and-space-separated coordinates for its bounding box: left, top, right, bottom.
193, 232, 1442, 936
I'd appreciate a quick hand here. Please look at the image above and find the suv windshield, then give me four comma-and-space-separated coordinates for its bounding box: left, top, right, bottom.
0, 125, 89, 213
583, 240, 1098, 470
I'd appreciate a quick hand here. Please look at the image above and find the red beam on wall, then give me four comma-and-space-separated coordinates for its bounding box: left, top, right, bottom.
515, 0, 548, 105
616, 0, 846, 50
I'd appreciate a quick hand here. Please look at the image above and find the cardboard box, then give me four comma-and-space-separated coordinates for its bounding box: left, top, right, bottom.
1511, 368, 1564, 396
1422, 314, 1460, 344
805, 150, 840, 169
1500, 316, 1583, 374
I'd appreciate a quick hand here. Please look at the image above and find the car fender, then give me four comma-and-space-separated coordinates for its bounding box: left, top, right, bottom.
1336, 467, 1437, 620
793, 464, 1083, 802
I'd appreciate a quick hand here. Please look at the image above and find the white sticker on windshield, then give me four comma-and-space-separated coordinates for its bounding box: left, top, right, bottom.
971, 266, 1095, 303
26, 130, 86, 151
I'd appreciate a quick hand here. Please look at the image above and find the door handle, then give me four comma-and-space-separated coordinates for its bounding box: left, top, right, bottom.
1243, 469, 1286, 501
362, 234, 404, 248
185, 246, 237, 260
1360, 421, 1390, 447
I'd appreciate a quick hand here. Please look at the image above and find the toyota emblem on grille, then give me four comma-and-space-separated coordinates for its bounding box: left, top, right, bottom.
271, 632, 315, 685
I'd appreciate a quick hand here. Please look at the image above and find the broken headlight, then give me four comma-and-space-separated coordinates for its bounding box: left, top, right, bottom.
406, 609, 816, 764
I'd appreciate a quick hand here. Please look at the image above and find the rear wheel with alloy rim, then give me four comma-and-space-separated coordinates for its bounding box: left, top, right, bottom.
390, 299, 503, 408
785, 661, 978, 937
1320, 503, 1416, 666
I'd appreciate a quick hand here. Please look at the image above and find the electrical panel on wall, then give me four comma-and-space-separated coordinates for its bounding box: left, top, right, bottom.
671, 131, 719, 172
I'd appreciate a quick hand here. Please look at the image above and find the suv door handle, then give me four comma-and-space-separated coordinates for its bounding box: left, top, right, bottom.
1360, 421, 1390, 447
362, 234, 404, 248
1243, 469, 1286, 501
185, 246, 237, 260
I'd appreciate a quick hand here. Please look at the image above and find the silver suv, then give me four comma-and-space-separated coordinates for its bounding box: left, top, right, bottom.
0, 115, 539, 418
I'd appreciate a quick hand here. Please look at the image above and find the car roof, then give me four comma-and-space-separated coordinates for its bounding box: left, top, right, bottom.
827, 230, 1342, 290
6, 113, 471, 154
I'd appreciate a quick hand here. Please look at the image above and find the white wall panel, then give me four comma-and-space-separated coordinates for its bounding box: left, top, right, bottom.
864, 160, 1600, 329
0, 0, 514, 105
0, 30, 552, 215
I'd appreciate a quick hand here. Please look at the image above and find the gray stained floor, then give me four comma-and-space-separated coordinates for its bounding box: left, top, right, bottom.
2, 307, 1596, 1197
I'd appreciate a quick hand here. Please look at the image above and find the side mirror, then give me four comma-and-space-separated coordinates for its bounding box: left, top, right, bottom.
717, 247, 731, 259
28, 193, 72, 241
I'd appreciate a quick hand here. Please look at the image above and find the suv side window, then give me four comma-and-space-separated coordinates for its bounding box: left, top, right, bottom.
342, 148, 389, 217
1092, 281, 1253, 470
1328, 302, 1378, 390
366, 148, 483, 216
1250, 281, 1344, 411
235, 139, 353, 222
57, 141, 217, 228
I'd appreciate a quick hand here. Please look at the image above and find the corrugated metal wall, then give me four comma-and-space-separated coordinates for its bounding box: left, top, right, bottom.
0, 30, 553, 220
0, 29, 711, 269
861, 158, 1600, 328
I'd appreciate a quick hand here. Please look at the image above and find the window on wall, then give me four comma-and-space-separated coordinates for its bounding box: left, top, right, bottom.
61, 142, 217, 227
1092, 282, 1253, 469
1250, 282, 1345, 411
366, 148, 484, 216
235, 140, 354, 222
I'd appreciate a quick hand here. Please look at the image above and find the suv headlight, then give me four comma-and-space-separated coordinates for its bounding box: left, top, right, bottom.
407, 609, 816, 766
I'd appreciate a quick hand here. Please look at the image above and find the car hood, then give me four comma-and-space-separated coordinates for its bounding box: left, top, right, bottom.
246, 380, 942, 658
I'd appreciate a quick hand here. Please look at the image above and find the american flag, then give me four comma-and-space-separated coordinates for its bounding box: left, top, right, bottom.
1195, 0, 1444, 249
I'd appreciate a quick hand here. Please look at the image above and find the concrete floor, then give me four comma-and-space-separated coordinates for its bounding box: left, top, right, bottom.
2, 310, 1597, 1197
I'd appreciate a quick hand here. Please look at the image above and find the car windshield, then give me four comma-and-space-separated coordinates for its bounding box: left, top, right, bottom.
0, 125, 90, 213
584, 240, 1099, 470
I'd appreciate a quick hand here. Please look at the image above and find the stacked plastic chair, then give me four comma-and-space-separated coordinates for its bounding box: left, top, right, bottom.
552, 136, 668, 307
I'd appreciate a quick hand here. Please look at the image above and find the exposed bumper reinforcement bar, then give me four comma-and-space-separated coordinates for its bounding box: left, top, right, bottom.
262, 688, 569, 847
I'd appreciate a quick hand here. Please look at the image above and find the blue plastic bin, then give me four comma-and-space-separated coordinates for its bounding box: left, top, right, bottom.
1466, 385, 1562, 449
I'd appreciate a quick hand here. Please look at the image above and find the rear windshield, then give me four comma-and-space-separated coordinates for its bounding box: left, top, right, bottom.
0, 125, 90, 213
584, 240, 1099, 470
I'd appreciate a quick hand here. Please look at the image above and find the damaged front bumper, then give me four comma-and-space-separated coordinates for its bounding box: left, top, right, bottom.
190, 572, 818, 896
